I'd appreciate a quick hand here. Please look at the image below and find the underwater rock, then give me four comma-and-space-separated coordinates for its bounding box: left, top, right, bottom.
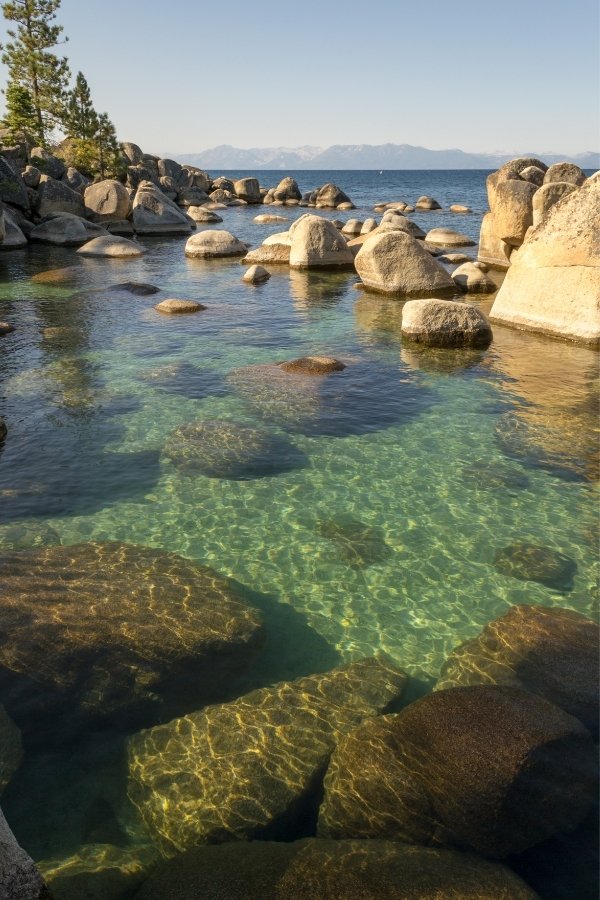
279, 356, 346, 375
493, 543, 577, 590
39, 843, 158, 900
154, 298, 206, 314
0, 806, 51, 899
110, 282, 160, 295
137, 362, 226, 400
0, 705, 22, 793
128, 657, 407, 854
316, 516, 392, 568
317, 685, 596, 858
30, 266, 80, 284
0, 542, 264, 722
163, 419, 308, 480
436, 605, 599, 738
135, 838, 537, 900
461, 460, 530, 491
0, 522, 60, 550
495, 410, 598, 482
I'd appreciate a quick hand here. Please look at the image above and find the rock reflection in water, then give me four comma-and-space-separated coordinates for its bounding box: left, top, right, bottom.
288, 268, 353, 311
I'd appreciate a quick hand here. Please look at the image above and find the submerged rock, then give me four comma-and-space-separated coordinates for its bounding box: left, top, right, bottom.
460, 460, 530, 491
110, 281, 160, 296
128, 657, 407, 853
135, 838, 537, 900
493, 542, 577, 590
436, 605, 599, 737
39, 843, 158, 900
163, 419, 308, 479
279, 356, 346, 375
154, 298, 205, 314
317, 516, 391, 568
0, 705, 22, 792
0, 542, 263, 722
137, 362, 226, 400
317, 685, 596, 858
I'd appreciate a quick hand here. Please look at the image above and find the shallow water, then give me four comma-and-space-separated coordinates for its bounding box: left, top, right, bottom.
0, 171, 597, 875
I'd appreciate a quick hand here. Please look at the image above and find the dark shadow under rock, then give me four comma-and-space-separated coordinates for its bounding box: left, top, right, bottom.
493, 543, 577, 591
163, 419, 308, 480
137, 362, 228, 401
316, 516, 392, 568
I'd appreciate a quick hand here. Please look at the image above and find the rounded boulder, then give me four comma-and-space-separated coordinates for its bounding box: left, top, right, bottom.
401, 298, 493, 348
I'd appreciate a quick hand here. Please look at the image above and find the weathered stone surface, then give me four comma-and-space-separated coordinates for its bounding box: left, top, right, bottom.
452, 262, 496, 293
126, 164, 157, 191
22, 165, 41, 188
415, 195, 441, 210
0, 157, 29, 210
486, 158, 547, 210
273, 177, 302, 202
477, 211, 512, 269
279, 356, 346, 375
84, 179, 131, 222
0, 417, 6, 440
531, 181, 577, 227
155, 298, 205, 314
163, 419, 307, 480
35, 175, 85, 218
120, 142, 144, 164
355, 231, 455, 296
490, 174, 600, 345
242, 264, 271, 284
135, 838, 538, 899
186, 205, 222, 223
492, 180, 538, 247
242, 244, 291, 265
29, 146, 65, 180
132, 181, 192, 234
128, 657, 407, 853
367, 217, 425, 240
211, 177, 235, 193
543, 162, 587, 186
61, 166, 90, 195
450, 204, 472, 213
401, 298, 492, 348
30, 213, 105, 246
439, 252, 472, 264
289, 215, 354, 268
77, 235, 145, 258
177, 186, 210, 207
263, 230, 291, 246
0, 705, 22, 792
436, 605, 599, 737
493, 543, 577, 590
0, 542, 263, 718
315, 183, 353, 208
234, 177, 261, 203
317, 685, 597, 858
341, 218, 363, 236
39, 843, 158, 900
254, 213, 288, 224
0, 207, 27, 250
0, 807, 51, 899
519, 166, 546, 186
185, 230, 246, 259
361, 217, 378, 234
157, 158, 182, 180
425, 227, 475, 247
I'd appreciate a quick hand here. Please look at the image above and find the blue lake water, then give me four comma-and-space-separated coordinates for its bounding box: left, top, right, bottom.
0, 170, 597, 887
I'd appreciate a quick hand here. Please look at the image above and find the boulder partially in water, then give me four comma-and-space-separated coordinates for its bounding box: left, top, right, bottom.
242, 243, 291, 265
436, 605, 599, 737
425, 227, 475, 247
154, 298, 205, 314
354, 231, 455, 296
242, 264, 271, 284
317, 685, 596, 858
186, 205, 222, 223
279, 356, 346, 375
452, 261, 497, 293
132, 181, 192, 234
77, 235, 145, 258
233, 177, 261, 203
401, 298, 493, 348
0, 542, 264, 721
135, 838, 538, 899
184, 230, 247, 259
289, 215, 354, 269
127, 657, 407, 853
493, 542, 577, 590
30, 213, 105, 246
163, 419, 307, 479
415, 195, 441, 210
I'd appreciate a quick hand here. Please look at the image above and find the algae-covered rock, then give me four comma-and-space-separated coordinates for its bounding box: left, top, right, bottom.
493, 542, 577, 590
163, 419, 307, 479
128, 657, 407, 853
317, 685, 596, 858
135, 838, 538, 899
0, 542, 263, 720
436, 605, 599, 737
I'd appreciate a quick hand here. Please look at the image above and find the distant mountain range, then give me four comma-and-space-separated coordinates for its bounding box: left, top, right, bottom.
173, 143, 599, 171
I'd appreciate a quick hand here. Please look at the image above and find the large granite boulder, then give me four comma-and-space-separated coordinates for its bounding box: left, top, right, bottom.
355, 231, 455, 296
29, 213, 105, 246
234, 177, 261, 203
184, 230, 247, 258
0, 542, 264, 721
120, 141, 145, 165
317, 685, 596, 858
544, 162, 587, 186
0, 207, 27, 250
177, 186, 210, 207
425, 227, 475, 247
273, 176, 302, 202
0, 807, 51, 899
132, 181, 192, 234
289, 215, 354, 268
0, 705, 22, 792
186, 205, 222, 223
157, 157, 182, 180
315, 183, 353, 208
452, 261, 496, 293
486, 157, 547, 210
401, 298, 493, 348
162, 419, 307, 479
77, 234, 145, 258
0, 157, 29, 210
477, 211, 512, 269
29, 146, 66, 180
415, 195, 442, 210
489, 173, 600, 345
492, 179, 538, 247
35, 175, 85, 218
436, 605, 599, 737
127, 164, 158, 190
128, 657, 407, 853
531, 181, 577, 227
242, 243, 291, 265
61, 166, 90, 195
84, 179, 131, 222
135, 838, 538, 900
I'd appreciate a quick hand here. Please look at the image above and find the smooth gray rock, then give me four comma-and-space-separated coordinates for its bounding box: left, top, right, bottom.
35, 176, 85, 218
30, 212, 105, 246
61, 166, 90, 195
234, 177, 261, 203
120, 141, 145, 165
132, 181, 192, 234
84, 179, 131, 222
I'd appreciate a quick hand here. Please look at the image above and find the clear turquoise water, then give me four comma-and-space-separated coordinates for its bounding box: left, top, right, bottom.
0, 171, 597, 869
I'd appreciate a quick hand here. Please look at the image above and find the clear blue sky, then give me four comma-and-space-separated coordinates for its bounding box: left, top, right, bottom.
1, 0, 598, 155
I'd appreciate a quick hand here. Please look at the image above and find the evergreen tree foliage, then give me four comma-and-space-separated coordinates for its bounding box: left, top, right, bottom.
2, 81, 40, 143
0, 0, 70, 145
94, 111, 120, 179
64, 71, 97, 141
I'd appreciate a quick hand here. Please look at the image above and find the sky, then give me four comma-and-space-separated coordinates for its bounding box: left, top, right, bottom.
0, 0, 598, 156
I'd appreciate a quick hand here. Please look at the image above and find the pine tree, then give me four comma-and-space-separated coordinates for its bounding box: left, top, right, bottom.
0, 0, 70, 145
64, 71, 98, 141
2, 81, 40, 143
94, 112, 120, 179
